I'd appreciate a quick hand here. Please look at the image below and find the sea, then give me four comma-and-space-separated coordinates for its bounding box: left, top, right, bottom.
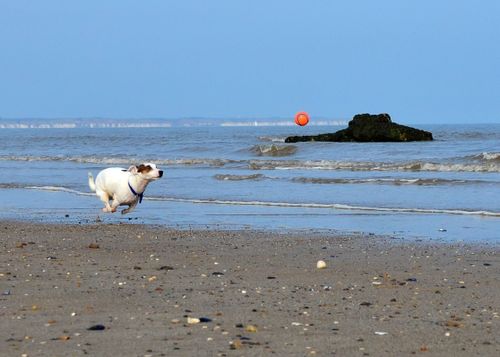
1, 118, 499, 243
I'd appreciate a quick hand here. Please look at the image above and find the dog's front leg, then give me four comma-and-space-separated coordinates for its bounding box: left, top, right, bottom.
121, 200, 138, 215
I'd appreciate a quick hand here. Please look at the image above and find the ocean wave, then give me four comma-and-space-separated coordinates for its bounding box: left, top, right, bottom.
2, 153, 500, 172
248, 159, 500, 173
214, 174, 265, 181
473, 152, 500, 162
146, 197, 500, 217
25, 185, 95, 196
250, 144, 297, 157
0, 155, 236, 167
2, 185, 499, 218
290, 177, 485, 186
258, 136, 286, 143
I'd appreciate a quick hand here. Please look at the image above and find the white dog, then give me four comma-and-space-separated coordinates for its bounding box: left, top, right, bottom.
88, 163, 163, 214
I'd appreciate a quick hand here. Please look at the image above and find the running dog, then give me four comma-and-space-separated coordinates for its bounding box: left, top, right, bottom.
88, 163, 163, 214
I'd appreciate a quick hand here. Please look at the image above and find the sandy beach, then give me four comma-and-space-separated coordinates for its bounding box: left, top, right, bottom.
1, 221, 499, 356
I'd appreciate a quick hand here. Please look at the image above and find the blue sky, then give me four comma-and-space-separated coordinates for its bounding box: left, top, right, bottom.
1, 1, 499, 123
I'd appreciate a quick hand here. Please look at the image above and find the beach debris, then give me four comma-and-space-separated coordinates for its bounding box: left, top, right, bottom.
374, 331, 388, 335
267, 276, 276, 279
46, 256, 57, 260
187, 317, 200, 324
316, 260, 327, 269
199, 317, 212, 323
230, 339, 243, 350
170, 319, 180, 324
58, 335, 71, 341
445, 320, 464, 328
87, 324, 106, 331
212, 272, 224, 277
88, 243, 100, 249
158, 265, 174, 271
420, 345, 429, 352
2, 290, 11, 296
147, 276, 157, 282
438, 228, 447, 232
406, 278, 417, 282
245, 324, 258, 333
16, 242, 28, 248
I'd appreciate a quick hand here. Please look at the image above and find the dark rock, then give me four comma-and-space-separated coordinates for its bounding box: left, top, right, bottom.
158, 265, 174, 271
87, 324, 106, 331
285, 113, 433, 143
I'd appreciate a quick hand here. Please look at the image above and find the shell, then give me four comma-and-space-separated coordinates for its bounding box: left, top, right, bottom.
316, 260, 327, 269
187, 317, 200, 324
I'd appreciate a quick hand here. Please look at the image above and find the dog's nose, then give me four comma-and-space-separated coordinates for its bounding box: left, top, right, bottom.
159, 170, 163, 177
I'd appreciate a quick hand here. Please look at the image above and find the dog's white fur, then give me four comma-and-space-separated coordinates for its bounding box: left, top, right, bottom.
88, 163, 163, 214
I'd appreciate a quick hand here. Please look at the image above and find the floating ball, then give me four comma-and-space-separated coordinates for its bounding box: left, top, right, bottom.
295, 112, 310, 126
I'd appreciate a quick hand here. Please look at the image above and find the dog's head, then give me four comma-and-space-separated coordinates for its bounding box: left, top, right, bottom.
128, 163, 163, 180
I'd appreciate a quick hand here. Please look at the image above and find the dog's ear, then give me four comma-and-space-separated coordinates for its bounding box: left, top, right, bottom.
127, 165, 138, 174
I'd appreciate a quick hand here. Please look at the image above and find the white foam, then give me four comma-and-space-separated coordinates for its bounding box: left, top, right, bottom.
26, 186, 95, 196
14, 185, 500, 217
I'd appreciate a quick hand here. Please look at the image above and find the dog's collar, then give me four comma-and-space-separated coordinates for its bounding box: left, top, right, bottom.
128, 181, 144, 203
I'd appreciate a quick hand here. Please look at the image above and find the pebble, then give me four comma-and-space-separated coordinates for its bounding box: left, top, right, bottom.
87, 324, 106, 331
316, 260, 327, 269
374, 331, 388, 335
187, 317, 200, 324
245, 325, 258, 333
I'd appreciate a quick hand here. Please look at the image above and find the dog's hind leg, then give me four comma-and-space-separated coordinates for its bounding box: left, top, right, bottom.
97, 191, 114, 213
121, 200, 138, 215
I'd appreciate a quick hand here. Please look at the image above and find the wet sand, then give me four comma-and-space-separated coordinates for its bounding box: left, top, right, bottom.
1, 221, 499, 356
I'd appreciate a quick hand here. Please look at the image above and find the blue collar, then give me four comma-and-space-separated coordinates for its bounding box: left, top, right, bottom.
128, 181, 144, 203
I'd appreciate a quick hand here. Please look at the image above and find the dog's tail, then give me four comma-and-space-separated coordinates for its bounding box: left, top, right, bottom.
88, 172, 96, 192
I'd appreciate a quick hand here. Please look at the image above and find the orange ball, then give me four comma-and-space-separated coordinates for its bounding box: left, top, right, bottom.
294, 112, 310, 126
